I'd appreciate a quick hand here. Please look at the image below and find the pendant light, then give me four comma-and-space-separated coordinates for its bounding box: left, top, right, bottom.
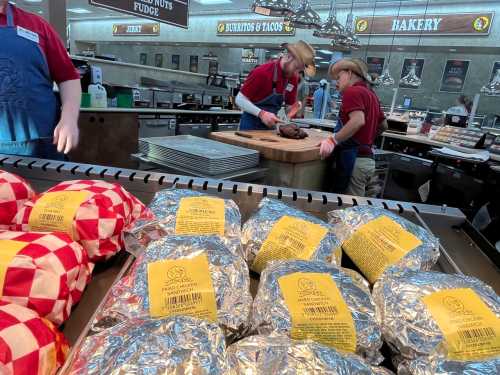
313, 0, 344, 38
375, 0, 401, 87
335, 2, 361, 51
481, 68, 500, 96
286, 0, 321, 29
251, 0, 294, 17
400, 0, 429, 88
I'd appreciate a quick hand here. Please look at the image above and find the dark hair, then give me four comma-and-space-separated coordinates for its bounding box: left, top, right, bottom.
458, 95, 472, 113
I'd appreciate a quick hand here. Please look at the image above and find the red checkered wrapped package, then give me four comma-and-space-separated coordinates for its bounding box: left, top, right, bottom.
12, 180, 148, 262
0, 231, 92, 325
0, 171, 35, 229
0, 301, 68, 375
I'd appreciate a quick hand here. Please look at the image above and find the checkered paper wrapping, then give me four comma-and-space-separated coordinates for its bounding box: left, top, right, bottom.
0, 231, 92, 326
12, 180, 149, 262
0, 301, 68, 375
0, 171, 35, 229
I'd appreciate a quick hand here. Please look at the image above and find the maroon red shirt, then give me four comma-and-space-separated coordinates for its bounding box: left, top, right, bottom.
0, 4, 79, 83
240, 59, 298, 106
340, 81, 385, 156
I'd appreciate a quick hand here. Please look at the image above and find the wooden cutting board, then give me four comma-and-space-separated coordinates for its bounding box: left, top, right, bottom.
210, 129, 330, 163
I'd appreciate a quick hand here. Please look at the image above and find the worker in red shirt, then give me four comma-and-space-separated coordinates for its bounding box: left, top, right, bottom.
319, 58, 387, 196
236, 41, 315, 130
0, 1, 81, 159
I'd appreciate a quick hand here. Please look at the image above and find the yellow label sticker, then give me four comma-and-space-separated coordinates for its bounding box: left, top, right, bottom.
28, 191, 90, 238
147, 253, 218, 322
0, 240, 28, 292
252, 216, 328, 273
341, 215, 422, 283
333, 246, 342, 265
278, 272, 357, 352
421, 288, 500, 361
175, 197, 225, 236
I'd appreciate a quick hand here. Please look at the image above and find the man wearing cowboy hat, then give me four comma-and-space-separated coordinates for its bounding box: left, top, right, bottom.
236, 40, 316, 130
319, 58, 386, 196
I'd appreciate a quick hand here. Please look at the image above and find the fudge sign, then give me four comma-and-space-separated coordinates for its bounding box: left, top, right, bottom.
89, 0, 189, 29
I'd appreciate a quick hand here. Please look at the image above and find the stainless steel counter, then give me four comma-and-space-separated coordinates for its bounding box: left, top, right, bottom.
80, 107, 242, 115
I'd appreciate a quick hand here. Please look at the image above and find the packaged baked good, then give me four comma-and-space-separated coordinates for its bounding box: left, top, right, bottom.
0, 170, 35, 228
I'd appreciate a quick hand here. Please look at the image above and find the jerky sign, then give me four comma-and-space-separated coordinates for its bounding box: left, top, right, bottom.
217, 19, 295, 36
89, 0, 188, 29
355, 12, 493, 36
112, 23, 160, 36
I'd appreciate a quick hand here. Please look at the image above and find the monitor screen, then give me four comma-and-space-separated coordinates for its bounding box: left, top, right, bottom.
403, 97, 412, 109
445, 114, 468, 128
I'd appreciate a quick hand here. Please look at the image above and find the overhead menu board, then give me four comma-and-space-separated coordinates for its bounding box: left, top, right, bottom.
366, 57, 385, 78
440, 60, 470, 93
89, 0, 188, 29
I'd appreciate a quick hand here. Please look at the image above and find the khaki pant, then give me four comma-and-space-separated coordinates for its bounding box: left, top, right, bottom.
345, 157, 375, 197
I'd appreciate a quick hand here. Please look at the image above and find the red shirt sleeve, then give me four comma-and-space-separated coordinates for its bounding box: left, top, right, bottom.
240, 65, 268, 102
285, 75, 298, 105
341, 86, 367, 115
40, 20, 80, 83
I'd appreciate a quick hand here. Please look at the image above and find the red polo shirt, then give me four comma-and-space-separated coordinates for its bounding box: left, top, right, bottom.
240, 59, 298, 106
0, 4, 79, 83
340, 81, 385, 156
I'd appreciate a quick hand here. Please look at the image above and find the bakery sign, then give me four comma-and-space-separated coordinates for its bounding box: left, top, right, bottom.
89, 0, 188, 29
112, 23, 160, 36
355, 12, 494, 36
217, 19, 295, 36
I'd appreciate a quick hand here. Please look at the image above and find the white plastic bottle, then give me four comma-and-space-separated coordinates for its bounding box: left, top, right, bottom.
88, 83, 108, 108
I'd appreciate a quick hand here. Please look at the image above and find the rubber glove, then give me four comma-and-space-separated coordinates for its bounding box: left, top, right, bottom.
258, 110, 280, 128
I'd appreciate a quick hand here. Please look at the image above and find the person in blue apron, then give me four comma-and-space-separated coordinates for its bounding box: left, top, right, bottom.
0, 1, 81, 159
319, 58, 386, 197
235, 40, 316, 130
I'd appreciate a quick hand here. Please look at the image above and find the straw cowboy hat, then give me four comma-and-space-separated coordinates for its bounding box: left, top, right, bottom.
329, 58, 371, 82
281, 40, 316, 77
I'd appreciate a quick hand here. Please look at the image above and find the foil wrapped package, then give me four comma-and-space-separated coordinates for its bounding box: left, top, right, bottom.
242, 198, 341, 273
124, 188, 243, 257
251, 259, 383, 364
328, 206, 440, 283
373, 270, 500, 374
227, 334, 393, 374
0, 170, 35, 228
71, 316, 228, 374
95, 235, 252, 341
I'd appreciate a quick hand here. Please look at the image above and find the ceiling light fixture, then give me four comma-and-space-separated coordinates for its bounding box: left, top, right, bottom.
194, 0, 232, 4
335, 1, 361, 51
286, 0, 321, 29
67, 8, 92, 14
375, 0, 399, 87
250, 0, 294, 17
313, 0, 344, 39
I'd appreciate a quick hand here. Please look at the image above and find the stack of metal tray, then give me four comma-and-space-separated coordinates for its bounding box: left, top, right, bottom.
138, 135, 259, 175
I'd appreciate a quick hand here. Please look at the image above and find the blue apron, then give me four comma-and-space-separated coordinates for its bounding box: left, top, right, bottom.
0, 4, 62, 159
331, 116, 370, 194
239, 61, 287, 130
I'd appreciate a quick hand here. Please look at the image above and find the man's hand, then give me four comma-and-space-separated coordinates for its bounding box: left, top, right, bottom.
258, 110, 280, 128
53, 117, 79, 154
318, 136, 336, 159
286, 101, 302, 119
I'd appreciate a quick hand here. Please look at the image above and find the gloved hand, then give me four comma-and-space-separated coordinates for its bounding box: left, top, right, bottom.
258, 110, 280, 128
318, 136, 336, 159
53, 117, 79, 154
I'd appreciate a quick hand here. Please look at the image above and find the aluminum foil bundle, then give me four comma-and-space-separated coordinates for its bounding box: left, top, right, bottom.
70, 316, 228, 374
12, 180, 148, 262
95, 235, 252, 341
0, 231, 92, 325
328, 206, 439, 283
0, 300, 69, 375
242, 198, 341, 273
251, 260, 383, 364
0, 170, 35, 229
373, 270, 500, 374
124, 188, 243, 257
227, 334, 393, 374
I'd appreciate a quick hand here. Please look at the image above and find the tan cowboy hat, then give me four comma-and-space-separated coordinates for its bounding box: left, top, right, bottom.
329, 58, 371, 82
281, 40, 316, 77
